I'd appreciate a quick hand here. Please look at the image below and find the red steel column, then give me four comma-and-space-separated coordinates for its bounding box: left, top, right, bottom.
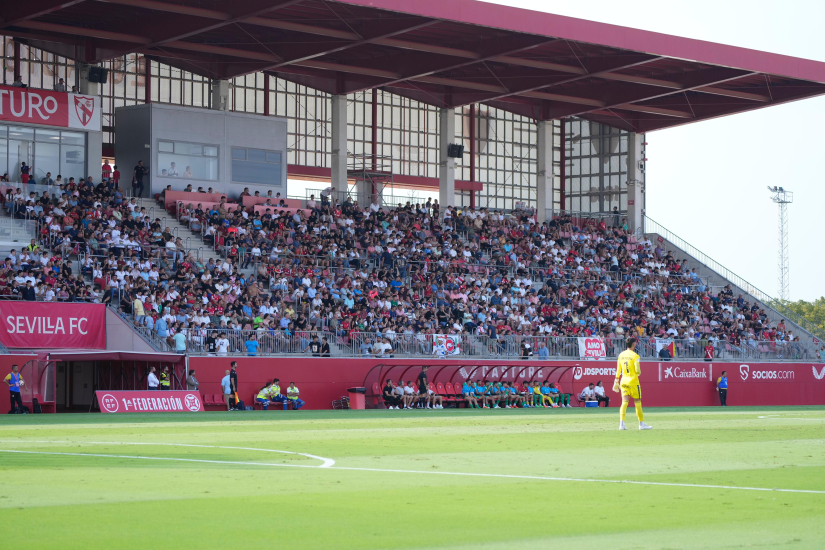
469, 103, 476, 209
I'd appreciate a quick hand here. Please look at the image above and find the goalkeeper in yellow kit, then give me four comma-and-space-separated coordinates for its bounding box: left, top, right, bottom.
613, 337, 653, 430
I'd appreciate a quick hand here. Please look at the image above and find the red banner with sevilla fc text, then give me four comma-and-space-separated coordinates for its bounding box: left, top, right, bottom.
0, 302, 106, 349
96, 391, 204, 413
0, 84, 100, 131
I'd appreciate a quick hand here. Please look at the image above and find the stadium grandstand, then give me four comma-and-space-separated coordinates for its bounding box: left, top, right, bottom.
0, 0, 824, 413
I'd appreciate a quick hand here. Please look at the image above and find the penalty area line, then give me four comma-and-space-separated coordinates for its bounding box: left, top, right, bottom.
0, 449, 823, 495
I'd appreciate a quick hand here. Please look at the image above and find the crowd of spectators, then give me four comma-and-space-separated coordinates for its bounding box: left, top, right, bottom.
0, 173, 811, 359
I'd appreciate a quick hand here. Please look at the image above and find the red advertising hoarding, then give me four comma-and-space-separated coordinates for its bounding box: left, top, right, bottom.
0, 302, 106, 349
96, 391, 204, 413
183, 357, 825, 410
0, 85, 100, 131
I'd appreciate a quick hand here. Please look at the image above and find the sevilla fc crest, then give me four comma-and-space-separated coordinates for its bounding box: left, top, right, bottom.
74, 95, 95, 126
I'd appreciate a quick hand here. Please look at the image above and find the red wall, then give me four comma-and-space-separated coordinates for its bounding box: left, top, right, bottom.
0, 354, 40, 413
187, 357, 825, 409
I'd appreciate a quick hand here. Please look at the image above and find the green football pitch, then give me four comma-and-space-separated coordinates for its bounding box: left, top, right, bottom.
1, 407, 824, 549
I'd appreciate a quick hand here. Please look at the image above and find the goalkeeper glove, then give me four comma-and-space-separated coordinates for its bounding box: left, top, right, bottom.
612, 379, 621, 393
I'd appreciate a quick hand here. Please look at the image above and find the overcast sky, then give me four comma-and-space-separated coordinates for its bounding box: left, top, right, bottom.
482, 0, 825, 302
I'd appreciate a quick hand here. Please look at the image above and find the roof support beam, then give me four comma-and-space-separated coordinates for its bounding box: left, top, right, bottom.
95, 0, 228, 19
14, 20, 152, 44
601, 71, 770, 102
449, 55, 662, 108
0, 0, 86, 28
100, 0, 305, 62
344, 36, 559, 94
244, 19, 439, 75
567, 69, 760, 120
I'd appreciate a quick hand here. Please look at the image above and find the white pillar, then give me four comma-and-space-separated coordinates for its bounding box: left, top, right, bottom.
438, 107, 456, 211
626, 132, 645, 233
330, 94, 350, 202
86, 129, 103, 181
536, 120, 553, 224
210, 80, 230, 111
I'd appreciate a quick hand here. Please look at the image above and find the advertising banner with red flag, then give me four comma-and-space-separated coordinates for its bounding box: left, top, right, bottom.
0, 302, 106, 349
96, 391, 204, 413
0, 85, 100, 131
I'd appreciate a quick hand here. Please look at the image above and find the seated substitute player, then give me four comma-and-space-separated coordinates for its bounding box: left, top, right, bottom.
462, 380, 480, 408
383, 379, 400, 409
506, 381, 525, 408
425, 384, 444, 409
475, 380, 491, 408
615, 337, 652, 430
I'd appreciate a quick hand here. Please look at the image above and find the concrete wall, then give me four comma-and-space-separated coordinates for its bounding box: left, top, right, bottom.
114, 103, 288, 199
113, 106, 151, 195
105, 308, 156, 353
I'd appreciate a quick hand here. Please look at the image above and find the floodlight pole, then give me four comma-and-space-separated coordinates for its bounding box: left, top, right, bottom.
767, 187, 793, 300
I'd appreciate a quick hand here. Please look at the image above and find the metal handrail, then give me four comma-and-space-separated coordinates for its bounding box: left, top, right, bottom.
644, 215, 824, 342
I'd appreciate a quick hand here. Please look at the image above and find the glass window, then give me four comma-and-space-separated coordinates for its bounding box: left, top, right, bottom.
8, 126, 34, 142
35, 129, 60, 143
8, 139, 32, 182
0, 138, 7, 179
231, 146, 282, 186
60, 145, 85, 180
60, 131, 85, 146
33, 141, 59, 182
247, 149, 266, 162
157, 140, 218, 181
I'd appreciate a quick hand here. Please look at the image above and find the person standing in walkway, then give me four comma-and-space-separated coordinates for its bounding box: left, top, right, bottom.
229, 361, 239, 409
187, 369, 199, 391
4, 364, 25, 414
221, 370, 232, 410
160, 366, 171, 390
133, 161, 147, 198
147, 366, 159, 390
716, 370, 728, 406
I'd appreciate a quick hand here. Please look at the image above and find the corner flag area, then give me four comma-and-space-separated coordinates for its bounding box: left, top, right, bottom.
1, 408, 824, 549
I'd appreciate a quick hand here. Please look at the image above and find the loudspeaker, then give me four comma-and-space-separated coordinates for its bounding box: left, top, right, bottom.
447, 143, 464, 158
87, 66, 109, 84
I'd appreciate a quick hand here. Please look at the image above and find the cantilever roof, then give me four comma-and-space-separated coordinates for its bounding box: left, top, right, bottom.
4, 0, 825, 131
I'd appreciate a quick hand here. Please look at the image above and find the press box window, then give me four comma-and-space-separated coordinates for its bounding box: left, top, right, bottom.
157, 140, 218, 181
231, 147, 282, 186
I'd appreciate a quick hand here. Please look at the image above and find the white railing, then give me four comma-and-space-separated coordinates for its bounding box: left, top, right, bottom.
644, 215, 824, 342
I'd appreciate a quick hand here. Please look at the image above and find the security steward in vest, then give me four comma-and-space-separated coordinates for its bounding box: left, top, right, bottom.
160, 366, 171, 390
716, 370, 728, 406
255, 382, 273, 410
4, 364, 25, 414
269, 378, 289, 410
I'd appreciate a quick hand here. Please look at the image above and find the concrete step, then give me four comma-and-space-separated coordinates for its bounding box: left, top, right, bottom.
138, 198, 223, 264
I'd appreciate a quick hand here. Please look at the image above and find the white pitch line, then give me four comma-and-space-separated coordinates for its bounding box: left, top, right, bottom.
0, 450, 326, 469
0, 441, 335, 468
1, 449, 823, 495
